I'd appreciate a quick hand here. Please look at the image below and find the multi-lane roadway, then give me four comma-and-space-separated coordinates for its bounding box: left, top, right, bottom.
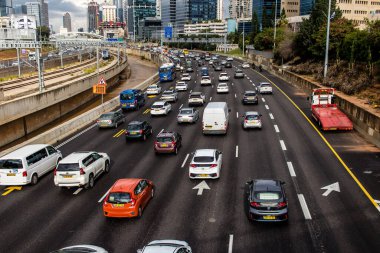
0, 54, 379, 253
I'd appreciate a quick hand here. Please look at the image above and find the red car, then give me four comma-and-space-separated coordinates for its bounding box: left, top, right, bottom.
154, 131, 182, 155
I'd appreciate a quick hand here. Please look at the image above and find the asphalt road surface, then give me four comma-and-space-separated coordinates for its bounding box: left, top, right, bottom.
0, 55, 379, 253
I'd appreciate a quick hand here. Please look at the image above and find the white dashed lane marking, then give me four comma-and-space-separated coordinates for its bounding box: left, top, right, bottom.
287, 162, 296, 177
280, 140, 287, 151
274, 125, 280, 133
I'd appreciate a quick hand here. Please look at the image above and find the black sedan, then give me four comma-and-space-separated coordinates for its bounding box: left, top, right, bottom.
245, 179, 288, 222
125, 121, 153, 141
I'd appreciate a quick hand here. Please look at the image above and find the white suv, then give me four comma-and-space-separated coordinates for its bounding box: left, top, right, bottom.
218, 72, 229, 81
54, 151, 110, 189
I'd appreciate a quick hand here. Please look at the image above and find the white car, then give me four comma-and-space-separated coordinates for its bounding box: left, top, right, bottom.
189, 149, 222, 179
181, 73, 191, 81
243, 111, 262, 129
258, 82, 273, 94
200, 76, 212, 86
242, 62, 250, 69
175, 81, 188, 91
146, 84, 162, 95
209, 60, 214, 65
217, 83, 229, 93
218, 72, 229, 81
54, 245, 108, 253
188, 92, 205, 106
151, 101, 171, 116
226, 57, 233, 61
54, 151, 110, 189
137, 240, 192, 253
160, 89, 178, 102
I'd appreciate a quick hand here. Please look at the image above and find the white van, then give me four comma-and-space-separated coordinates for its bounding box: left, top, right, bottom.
202, 102, 230, 134
0, 144, 62, 186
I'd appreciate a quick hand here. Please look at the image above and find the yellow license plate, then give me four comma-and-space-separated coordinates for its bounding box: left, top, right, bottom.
113, 204, 124, 207
263, 215, 276, 220
161, 144, 168, 147
205, 125, 212, 128
122, 103, 126, 106
199, 174, 209, 177
63, 175, 73, 178
130, 132, 137, 135
7, 173, 15, 176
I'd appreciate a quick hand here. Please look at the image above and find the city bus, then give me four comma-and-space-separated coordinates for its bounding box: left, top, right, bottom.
159, 63, 176, 82
120, 89, 145, 111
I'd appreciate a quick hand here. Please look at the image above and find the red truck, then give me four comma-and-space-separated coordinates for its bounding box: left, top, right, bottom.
309, 88, 353, 131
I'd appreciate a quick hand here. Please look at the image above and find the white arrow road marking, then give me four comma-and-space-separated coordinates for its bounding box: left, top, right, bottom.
269, 113, 274, 120
274, 125, 280, 133
321, 182, 340, 196
181, 154, 190, 168
73, 188, 83, 195
287, 162, 296, 177
298, 194, 312, 220
280, 140, 287, 150
193, 180, 210, 195
228, 234, 234, 253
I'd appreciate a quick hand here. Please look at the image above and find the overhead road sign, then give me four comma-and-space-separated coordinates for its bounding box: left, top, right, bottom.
164, 26, 173, 39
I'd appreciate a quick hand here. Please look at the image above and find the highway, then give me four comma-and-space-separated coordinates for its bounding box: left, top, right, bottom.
0, 54, 379, 253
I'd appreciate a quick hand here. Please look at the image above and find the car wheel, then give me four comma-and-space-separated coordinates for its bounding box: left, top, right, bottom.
31, 173, 38, 185
137, 206, 143, 218
85, 174, 94, 189
104, 161, 110, 173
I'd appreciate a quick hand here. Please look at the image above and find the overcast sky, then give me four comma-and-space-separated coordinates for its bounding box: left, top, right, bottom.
14, 0, 90, 32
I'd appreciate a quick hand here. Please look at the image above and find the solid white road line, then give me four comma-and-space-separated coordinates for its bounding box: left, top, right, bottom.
269, 113, 274, 120
280, 140, 287, 150
265, 105, 269, 110
228, 234, 234, 253
73, 188, 83, 195
235, 145, 239, 158
98, 189, 111, 203
55, 123, 97, 149
287, 162, 297, 177
261, 97, 266, 102
179, 104, 183, 109
297, 194, 312, 220
274, 125, 280, 133
181, 154, 190, 168
236, 112, 239, 118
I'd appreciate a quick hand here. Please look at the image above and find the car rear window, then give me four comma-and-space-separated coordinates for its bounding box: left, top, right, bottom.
127, 124, 142, 130
256, 192, 280, 200
99, 114, 113, 120
246, 115, 259, 120
163, 91, 172, 94
261, 83, 270, 87
190, 94, 201, 98
157, 137, 173, 142
246, 92, 256, 96
180, 109, 193, 114
0, 159, 23, 169
152, 104, 163, 108
108, 192, 131, 204
57, 163, 80, 171
194, 156, 214, 163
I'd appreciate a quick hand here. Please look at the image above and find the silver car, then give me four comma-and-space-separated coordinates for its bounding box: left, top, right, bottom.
242, 111, 262, 129
51, 245, 108, 253
160, 89, 178, 102
137, 240, 192, 253
97, 110, 125, 129
177, 107, 199, 123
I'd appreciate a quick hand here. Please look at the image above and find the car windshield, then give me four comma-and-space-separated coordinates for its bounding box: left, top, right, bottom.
180, 109, 193, 114
120, 93, 134, 100
177, 83, 185, 86
57, 163, 80, 171
194, 156, 214, 163
127, 124, 142, 130
107, 192, 131, 204
0, 159, 23, 169
99, 114, 113, 120
157, 137, 173, 142
255, 192, 280, 200
246, 115, 259, 120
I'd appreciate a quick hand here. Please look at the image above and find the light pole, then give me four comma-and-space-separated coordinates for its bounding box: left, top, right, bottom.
273, 0, 278, 50
323, 0, 332, 80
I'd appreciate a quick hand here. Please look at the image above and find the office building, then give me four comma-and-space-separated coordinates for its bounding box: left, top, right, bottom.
126, 0, 156, 39
337, 0, 380, 29
229, 0, 252, 19
26, 2, 41, 26
281, 0, 312, 17
252, 0, 280, 29
0, 0, 13, 17
40, 0, 49, 27
102, 4, 117, 22
63, 12, 72, 32
217, 0, 224, 20
88, 0, 99, 33
184, 21, 227, 36
14, 4, 27, 15
156, 0, 161, 19
138, 17, 161, 40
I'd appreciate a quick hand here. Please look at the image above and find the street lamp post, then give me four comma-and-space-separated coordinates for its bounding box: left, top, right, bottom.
323, 0, 332, 80
273, 0, 278, 50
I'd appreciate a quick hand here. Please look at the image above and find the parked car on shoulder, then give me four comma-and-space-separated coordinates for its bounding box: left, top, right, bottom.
54, 151, 110, 189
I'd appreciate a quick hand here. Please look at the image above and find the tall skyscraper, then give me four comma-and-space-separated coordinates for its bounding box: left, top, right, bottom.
14, 4, 28, 15
126, 0, 156, 39
102, 4, 117, 22
88, 0, 99, 33
217, 0, 224, 20
229, 0, 252, 19
26, 2, 41, 26
39, 0, 49, 27
0, 0, 13, 16
63, 12, 72, 32
252, 0, 280, 29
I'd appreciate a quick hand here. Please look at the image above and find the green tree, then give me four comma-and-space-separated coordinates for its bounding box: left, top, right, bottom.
278, 8, 288, 27
262, 9, 270, 29
250, 11, 260, 44
36, 26, 50, 41
254, 28, 274, 50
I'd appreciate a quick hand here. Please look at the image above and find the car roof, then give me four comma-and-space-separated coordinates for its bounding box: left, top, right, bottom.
218, 83, 227, 85
260, 82, 270, 85
194, 149, 216, 156
202, 76, 210, 78
180, 107, 194, 111
220, 72, 227, 75
157, 131, 176, 138
153, 101, 166, 105
253, 179, 282, 192
1, 144, 51, 159
182, 73, 189, 75
190, 91, 203, 95
245, 90, 256, 93
128, 120, 143, 125
111, 178, 141, 193
60, 152, 94, 163
147, 240, 189, 248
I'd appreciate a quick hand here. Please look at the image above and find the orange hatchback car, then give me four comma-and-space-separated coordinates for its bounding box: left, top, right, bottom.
103, 178, 154, 218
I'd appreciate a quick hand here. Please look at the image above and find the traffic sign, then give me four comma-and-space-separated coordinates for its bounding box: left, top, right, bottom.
93, 84, 106, 94
164, 26, 173, 39
99, 76, 107, 86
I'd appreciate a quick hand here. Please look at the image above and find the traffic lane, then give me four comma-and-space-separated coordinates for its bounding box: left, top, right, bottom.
250, 68, 380, 200
242, 68, 380, 251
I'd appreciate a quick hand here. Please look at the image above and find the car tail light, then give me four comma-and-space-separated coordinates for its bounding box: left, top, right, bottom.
250, 201, 260, 207
139, 130, 143, 134
244, 120, 248, 123
54, 168, 57, 176
210, 164, 217, 168
171, 141, 176, 146
278, 202, 287, 208
80, 168, 85, 175
190, 164, 196, 168
130, 198, 136, 206
22, 171, 27, 177
154, 141, 158, 146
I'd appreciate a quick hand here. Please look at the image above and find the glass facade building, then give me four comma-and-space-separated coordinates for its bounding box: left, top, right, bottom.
252, 0, 280, 30
189, 0, 217, 23
127, 0, 156, 38
300, 0, 314, 15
